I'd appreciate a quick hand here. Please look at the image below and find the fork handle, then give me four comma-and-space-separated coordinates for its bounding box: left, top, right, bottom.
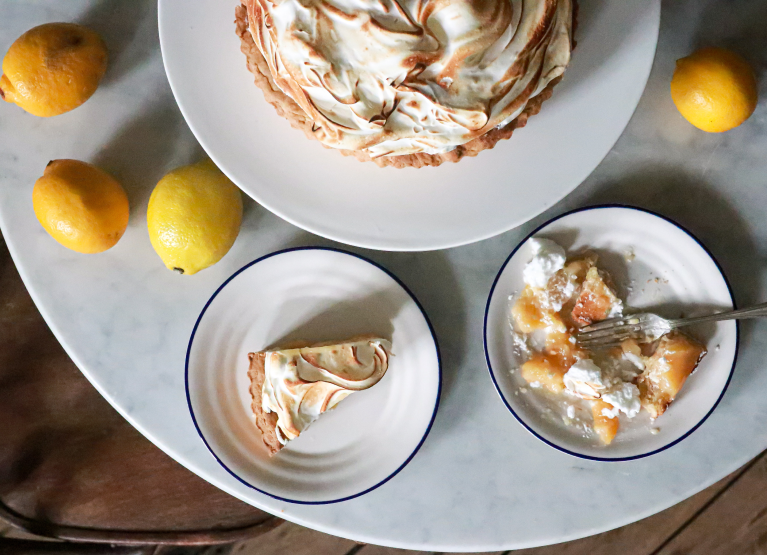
668, 301, 767, 329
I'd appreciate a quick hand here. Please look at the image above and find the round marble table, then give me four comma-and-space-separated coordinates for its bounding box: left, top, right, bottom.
1, 0, 767, 551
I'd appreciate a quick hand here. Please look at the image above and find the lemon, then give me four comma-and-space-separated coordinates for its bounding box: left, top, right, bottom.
1, 23, 107, 117
33, 160, 129, 253
147, 160, 243, 275
671, 47, 758, 133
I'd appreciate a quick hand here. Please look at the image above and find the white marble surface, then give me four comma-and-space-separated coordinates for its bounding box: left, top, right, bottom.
1, 0, 767, 551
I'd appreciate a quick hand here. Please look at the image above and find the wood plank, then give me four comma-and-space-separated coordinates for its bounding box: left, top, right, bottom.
508, 460, 748, 555
0, 528, 59, 542
232, 521, 357, 555
0, 538, 153, 554
655, 453, 767, 554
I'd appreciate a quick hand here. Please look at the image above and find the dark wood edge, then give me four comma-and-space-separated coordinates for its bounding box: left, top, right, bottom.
0, 538, 152, 554
0, 499, 283, 546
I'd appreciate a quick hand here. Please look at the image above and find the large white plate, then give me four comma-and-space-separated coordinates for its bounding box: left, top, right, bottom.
186, 248, 441, 503
158, 0, 660, 251
484, 206, 738, 460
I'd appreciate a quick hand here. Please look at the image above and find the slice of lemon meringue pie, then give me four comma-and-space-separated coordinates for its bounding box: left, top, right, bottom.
248, 336, 392, 455
235, 0, 576, 168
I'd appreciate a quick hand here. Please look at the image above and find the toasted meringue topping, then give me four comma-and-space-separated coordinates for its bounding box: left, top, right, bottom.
261, 338, 392, 444
523, 238, 567, 289
245, 0, 573, 156
564, 358, 607, 400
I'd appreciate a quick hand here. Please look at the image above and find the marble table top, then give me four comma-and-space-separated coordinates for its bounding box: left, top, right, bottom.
1, 0, 767, 551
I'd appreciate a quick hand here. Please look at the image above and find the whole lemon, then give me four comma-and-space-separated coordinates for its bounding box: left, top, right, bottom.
33, 160, 129, 253
147, 160, 243, 275
671, 47, 758, 133
1, 23, 108, 117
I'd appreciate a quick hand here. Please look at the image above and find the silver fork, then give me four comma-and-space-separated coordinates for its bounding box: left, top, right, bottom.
575, 302, 767, 349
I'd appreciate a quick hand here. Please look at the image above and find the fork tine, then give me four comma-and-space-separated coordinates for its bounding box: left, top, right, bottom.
577, 325, 631, 339
576, 324, 640, 340
580, 316, 643, 333
579, 318, 626, 333
579, 340, 622, 349
575, 326, 642, 343
578, 331, 636, 349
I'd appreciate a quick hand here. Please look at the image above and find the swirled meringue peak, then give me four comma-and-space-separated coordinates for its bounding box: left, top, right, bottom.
261, 337, 392, 444
245, 0, 573, 157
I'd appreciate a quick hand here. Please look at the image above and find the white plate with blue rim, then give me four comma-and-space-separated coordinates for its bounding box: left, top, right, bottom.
159, 0, 660, 251
484, 205, 738, 461
186, 247, 441, 503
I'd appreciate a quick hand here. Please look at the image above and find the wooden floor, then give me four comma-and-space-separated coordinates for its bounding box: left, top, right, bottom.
231, 450, 767, 555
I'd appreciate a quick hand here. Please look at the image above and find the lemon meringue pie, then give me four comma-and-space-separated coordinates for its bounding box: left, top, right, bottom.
248, 336, 392, 455
236, 0, 576, 167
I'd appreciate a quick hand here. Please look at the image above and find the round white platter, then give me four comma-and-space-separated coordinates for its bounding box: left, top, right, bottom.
158, 0, 660, 251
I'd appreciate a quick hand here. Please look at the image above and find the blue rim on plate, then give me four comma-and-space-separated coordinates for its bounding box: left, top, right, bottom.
483, 204, 739, 462
185, 246, 442, 504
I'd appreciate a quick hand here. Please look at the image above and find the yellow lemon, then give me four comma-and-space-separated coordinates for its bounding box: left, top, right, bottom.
1, 23, 108, 117
33, 160, 129, 253
147, 160, 243, 275
671, 47, 758, 132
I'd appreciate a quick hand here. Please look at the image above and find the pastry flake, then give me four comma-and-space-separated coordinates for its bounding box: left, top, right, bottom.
571, 266, 623, 327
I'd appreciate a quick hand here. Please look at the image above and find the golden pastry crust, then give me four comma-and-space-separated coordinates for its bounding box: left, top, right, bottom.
247, 352, 282, 456
571, 266, 622, 327
234, 2, 577, 169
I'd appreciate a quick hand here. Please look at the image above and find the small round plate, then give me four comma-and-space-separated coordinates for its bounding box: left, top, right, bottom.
158, 0, 660, 251
186, 247, 441, 503
484, 206, 738, 461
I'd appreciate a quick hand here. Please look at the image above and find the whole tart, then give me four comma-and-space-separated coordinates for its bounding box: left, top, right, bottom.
236, 0, 577, 168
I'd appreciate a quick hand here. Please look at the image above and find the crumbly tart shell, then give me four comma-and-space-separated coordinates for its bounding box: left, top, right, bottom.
235, 2, 577, 169
247, 351, 282, 456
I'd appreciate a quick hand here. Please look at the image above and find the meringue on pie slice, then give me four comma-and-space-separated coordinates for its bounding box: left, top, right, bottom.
248, 336, 392, 455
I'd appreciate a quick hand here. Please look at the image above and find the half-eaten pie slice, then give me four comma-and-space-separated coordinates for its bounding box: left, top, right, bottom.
248, 336, 392, 455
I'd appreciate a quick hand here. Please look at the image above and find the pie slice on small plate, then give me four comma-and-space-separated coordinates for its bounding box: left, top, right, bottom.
186, 248, 440, 502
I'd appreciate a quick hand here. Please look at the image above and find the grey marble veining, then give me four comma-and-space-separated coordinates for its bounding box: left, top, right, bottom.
2, 0, 767, 551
